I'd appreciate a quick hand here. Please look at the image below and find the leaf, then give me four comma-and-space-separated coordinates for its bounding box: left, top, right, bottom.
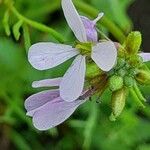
23, 24, 31, 52
13, 20, 23, 41
2, 10, 11, 36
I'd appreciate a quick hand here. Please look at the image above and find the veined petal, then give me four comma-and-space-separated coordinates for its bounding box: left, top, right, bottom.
80, 12, 104, 42
139, 53, 150, 62
60, 55, 86, 102
28, 42, 79, 70
25, 90, 59, 116
61, 0, 87, 42
91, 41, 117, 71
81, 16, 98, 42
32, 77, 62, 88
32, 97, 86, 130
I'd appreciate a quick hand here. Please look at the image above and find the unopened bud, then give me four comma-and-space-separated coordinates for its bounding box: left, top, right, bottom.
115, 58, 126, 69
124, 31, 142, 55
136, 70, 150, 85
86, 62, 101, 78
124, 76, 134, 87
109, 75, 123, 91
110, 87, 127, 121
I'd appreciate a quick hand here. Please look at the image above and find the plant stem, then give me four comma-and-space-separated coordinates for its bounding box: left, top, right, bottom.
74, 0, 126, 43
6, 3, 65, 43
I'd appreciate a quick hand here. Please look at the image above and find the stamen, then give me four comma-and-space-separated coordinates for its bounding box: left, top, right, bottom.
93, 12, 104, 24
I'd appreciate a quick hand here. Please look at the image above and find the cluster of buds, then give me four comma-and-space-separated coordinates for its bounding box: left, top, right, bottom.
25, 0, 150, 130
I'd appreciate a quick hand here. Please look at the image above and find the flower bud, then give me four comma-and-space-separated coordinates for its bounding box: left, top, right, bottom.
124, 76, 134, 87
124, 31, 142, 55
86, 62, 101, 79
109, 75, 123, 92
109, 87, 127, 121
115, 58, 126, 70
136, 70, 150, 85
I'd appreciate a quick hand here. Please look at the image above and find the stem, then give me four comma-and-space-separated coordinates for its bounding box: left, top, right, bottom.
83, 102, 98, 150
6, 3, 65, 43
74, 0, 126, 43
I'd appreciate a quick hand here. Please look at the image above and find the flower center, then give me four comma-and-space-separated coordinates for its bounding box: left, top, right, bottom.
75, 42, 92, 56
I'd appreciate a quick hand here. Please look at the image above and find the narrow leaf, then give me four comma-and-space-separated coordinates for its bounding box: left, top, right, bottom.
2, 10, 11, 36
13, 20, 23, 41
23, 24, 31, 53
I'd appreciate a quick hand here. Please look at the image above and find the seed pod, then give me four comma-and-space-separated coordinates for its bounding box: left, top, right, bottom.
136, 70, 150, 85
110, 87, 128, 121
124, 31, 142, 55
109, 75, 123, 92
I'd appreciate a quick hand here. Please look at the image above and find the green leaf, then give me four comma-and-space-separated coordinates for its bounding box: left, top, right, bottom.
13, 20, 23, 41
2, 10, 11, 36
23, 24, 31, 52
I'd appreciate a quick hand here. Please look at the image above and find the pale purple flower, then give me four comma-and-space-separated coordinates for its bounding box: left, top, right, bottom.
28, 0, 117, 102
25, 78, 93, 131
139, 52, 150, 62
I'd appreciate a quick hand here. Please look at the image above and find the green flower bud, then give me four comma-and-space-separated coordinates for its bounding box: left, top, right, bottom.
86, 62, 102, 79
124, 76, 134, 87
109, 75, 123, 91
128, 68, 138, 76
136, 70, 150, 85
124, 31, 142, 55
109, 88, 127, 121
115, 58, 126, 69
117, 69, 126, 77
129, 55, 143, 67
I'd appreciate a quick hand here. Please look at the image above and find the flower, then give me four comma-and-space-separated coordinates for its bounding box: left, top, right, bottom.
139, 52, 150, 62
28, 0, 117, 102
25, 78, 95, 130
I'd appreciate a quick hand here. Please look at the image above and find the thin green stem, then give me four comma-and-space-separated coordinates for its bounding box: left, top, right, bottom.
74, 0, 126, 43
6, 3, 65, 43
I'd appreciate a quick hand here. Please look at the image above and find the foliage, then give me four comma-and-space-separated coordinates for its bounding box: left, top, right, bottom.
0, 0, 150, 149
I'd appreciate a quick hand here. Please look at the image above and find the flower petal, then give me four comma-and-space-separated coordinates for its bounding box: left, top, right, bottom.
81, 16, 98, 42
28, 42, 79, 70
61, 0, 87, 42
32, 78, 62, 88
80, 12, 104, 42
139, 53, 150, 62
25, 90, 59, 116
60, 55, 86, 102
91, 41, 117, 71
32, 97, 86, 130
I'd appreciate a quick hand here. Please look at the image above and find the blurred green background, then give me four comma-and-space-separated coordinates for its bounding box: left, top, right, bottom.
0, 0, 150, 150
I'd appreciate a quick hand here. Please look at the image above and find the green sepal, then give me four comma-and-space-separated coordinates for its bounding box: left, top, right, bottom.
124, 31, 142, 55
109, 75, 123, 92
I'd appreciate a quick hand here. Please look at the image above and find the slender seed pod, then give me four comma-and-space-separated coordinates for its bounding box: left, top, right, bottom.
136, 70, 150, 85
110, 87, 128, 121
